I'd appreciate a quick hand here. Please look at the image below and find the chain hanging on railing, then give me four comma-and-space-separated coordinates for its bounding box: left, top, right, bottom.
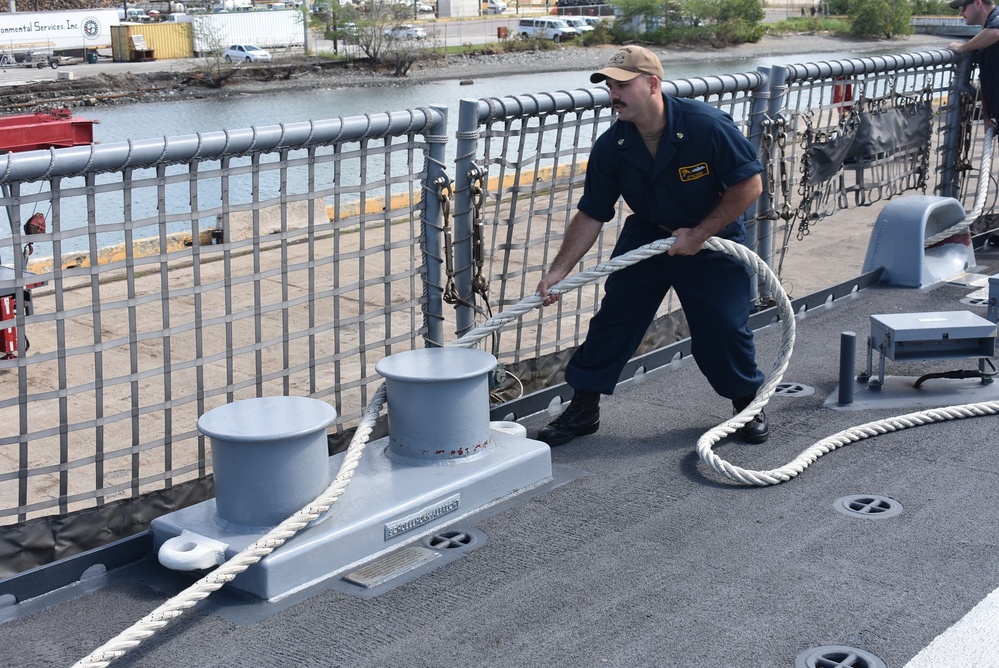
760, 116, 779, 225
439, 166, 495, 325
763, 114, 799, 282
468, 166, 490, 309
436, 149, 510, 375
797, 78, 871, 231
466, 165, 504, 361
914, 78, 935, 195
792, 75, 935, 241
436, 175, 461, 306
955, 86, 978, 177
795, 107, 838, 240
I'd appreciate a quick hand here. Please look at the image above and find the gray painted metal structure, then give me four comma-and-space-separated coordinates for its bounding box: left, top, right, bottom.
0, 47, 989, 580
3, 237, 999, 668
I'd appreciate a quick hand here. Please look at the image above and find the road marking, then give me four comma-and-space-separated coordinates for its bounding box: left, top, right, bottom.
904, 586, 999, 667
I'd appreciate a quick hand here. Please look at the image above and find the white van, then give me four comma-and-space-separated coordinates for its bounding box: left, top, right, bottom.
118, 8, 151, 21
562, 17, 594, 33
517, 17, 578, 41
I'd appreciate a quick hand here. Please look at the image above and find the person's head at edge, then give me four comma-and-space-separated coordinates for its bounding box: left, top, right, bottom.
589, 46, 666, 130
950, 0, 996, 26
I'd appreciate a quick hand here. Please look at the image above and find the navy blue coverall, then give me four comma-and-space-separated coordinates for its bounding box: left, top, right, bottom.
976, 7, 999, 123
565, 93, 765, 400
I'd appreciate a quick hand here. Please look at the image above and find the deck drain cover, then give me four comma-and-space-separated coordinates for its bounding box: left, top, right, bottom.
833, 494, 903, 519
342, 545, 440, 589
774, 381, 815, 397
425, 529, 475, 550
796, 645, 887, 668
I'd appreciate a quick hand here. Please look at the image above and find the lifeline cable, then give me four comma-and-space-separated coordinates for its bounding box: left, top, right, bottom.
73, 143, 999, 667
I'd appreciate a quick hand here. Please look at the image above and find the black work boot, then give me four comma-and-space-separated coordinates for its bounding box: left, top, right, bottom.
732, 394, 769, 444
537, 391, 601, 447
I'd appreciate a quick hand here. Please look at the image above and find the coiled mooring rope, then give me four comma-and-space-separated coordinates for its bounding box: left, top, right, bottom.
74, 224, 999, 667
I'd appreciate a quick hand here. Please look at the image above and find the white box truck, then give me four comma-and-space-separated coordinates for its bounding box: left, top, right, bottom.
192, 10, 304, 54
0, 9, 119, 53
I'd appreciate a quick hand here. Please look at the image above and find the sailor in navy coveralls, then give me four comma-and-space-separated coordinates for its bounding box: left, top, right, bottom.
948, 0, 999, 133
536, 46, 769, 447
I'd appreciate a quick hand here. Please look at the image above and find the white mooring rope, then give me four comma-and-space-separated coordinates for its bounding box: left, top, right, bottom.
75, 212, 999, 667
72, 384, 390, 668
924, 127, 995, 248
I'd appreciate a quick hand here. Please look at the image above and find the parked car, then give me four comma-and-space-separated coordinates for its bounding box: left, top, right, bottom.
222, 44, 273, 63
383, 24, 427, 40
416, 1, 434, 12
485, 0, 506, 13
517, 17, 578, 41
118, 7, 152, 21
562, 17, 594, 33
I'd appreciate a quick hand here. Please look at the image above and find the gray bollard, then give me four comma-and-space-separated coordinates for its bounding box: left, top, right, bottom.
154, 350, 553, 597
198, 396, 337, 527
839, 331, 856, 405
375, 347, 496, 462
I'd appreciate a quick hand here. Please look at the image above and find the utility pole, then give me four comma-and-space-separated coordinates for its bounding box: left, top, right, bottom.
302, 2, 310, 56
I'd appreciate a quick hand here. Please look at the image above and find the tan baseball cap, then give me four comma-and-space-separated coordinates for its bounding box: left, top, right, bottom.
590, 46, 665, 84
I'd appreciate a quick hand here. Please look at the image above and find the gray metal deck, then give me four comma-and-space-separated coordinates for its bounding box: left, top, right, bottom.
2, 243, 999, 668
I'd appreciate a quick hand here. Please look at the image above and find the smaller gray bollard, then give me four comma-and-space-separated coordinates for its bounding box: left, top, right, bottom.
839, 331, 856, 405
375, 347, 496, 463
198, 396, 337, 527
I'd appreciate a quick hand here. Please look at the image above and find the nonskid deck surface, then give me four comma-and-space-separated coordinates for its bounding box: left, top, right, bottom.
3, 244, 999, 668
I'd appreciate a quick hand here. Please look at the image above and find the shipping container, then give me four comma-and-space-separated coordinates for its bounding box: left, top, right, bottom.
107, 10, 303, 61
110, 22, 194, 61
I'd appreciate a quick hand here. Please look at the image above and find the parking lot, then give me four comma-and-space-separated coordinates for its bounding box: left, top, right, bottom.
0, 51, 198, 87
0, 11, 553, 88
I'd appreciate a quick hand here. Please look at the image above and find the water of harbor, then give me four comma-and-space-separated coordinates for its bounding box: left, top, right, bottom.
0, 45, 934, 255
89, 51, 855, 143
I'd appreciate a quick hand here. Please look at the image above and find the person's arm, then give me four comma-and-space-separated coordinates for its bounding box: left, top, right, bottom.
950, 28, 999, 132
950, 27, 999, 54
536, 210, 604, 305
668, 173, 763, 256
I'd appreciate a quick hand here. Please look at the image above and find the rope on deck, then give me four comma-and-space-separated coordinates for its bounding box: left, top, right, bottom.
75, 236, 762, 666
923, 127, 995, 248
72, 384, 389, 668
74, 225, 999, 664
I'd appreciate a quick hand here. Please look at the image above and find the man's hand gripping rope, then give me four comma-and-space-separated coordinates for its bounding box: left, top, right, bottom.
525, 234, 999, 486
458, 234, 798, 486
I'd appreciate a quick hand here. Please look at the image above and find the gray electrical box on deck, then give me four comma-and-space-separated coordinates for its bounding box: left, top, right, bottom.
870, 311, 996, 361
864, 311, 997, 388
